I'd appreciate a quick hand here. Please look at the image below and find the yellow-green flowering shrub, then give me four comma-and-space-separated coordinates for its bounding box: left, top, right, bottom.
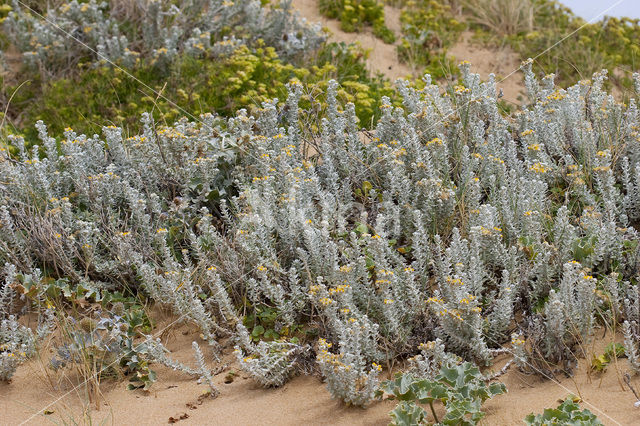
8, 41, 393, 140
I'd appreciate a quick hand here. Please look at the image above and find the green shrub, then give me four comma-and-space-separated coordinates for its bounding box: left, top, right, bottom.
8, 42, 393, 141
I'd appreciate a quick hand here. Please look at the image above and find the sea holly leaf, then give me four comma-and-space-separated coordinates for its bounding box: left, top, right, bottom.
525, 398, 603, 425
383, 364, 506, 425
395, 373, 417, 400
389, 401, 426, 426
590, 354, 609, 372
488, 382, 507, 397
439, 365, 459, 385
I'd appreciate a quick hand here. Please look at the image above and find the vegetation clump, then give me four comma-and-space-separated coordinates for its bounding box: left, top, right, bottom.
1, 0, 640, 422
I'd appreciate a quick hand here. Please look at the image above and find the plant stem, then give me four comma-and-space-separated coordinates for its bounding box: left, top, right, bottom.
429, 401, 440, 424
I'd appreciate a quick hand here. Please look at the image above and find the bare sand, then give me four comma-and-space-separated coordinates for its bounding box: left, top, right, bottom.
291, 0, 525, 103
292, 0, 413, 81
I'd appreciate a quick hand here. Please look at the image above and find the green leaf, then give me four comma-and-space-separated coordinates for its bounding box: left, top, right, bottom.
389, 401, 427, 426
362, 180, 373, 195
525, 398, 604, 425
604, 342, 625, 358
355, 221, 368, 234
488, 382, 507, 397
251, 325, 265, 337
263, 329, 279, 340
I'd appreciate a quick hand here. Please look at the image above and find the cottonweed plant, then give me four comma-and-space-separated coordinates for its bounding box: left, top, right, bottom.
3, 0, 324, 76
0, 265, 54, 381
234, 324, 311, 387
407, 338, 461, 380
1, 62, 640, 404
0, 314, 36, 381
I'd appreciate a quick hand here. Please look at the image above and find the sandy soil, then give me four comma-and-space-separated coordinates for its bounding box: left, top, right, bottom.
2, 310, 640, 425
292, 0, 413, 81
291, 0, 525, 103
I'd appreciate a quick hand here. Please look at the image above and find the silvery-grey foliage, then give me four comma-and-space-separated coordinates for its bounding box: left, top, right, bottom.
3, 0, 324, 75
1, 63, 640, 400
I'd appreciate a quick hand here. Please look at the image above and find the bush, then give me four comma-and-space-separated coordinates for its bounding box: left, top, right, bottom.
7, 40, 394, 142
462, 0, 537, 36
3, 0, 324, 76
1, 63, 639, 405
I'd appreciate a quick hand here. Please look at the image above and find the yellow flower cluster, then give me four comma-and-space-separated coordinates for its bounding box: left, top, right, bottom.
394, 148, 407, 157
529, 162, 548, 173
546, 90, 565, 101
446, 277, 464, 286
282, 144, 296, 157
308, 285, 322, 296
511, 337, 525, 346
319, 297, 333, 306
328, 284, 350, 295
318, 351, 349, 371
488, 155, 505, 165
593, 166, 610, 172
1, 351, 26, 358
478, 226, 502, 236
418, 341, 436, 351
426, 137, 443, 147
436, 308, 464, 321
